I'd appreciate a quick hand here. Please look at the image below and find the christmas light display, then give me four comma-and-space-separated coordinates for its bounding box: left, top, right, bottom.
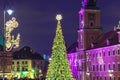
46, 14, 74, 80
5, 17, 20, 51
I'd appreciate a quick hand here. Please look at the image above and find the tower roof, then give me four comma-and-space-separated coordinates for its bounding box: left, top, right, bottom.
83, 0, 99, 9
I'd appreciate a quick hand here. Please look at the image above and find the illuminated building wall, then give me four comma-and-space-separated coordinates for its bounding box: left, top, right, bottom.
86, 44, 120, 80
12, 46, 44, 79
12, 59, 34, 78
67, 0, 120, 80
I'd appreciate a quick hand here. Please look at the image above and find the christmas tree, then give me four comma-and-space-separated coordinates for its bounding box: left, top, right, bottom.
46, 14, 74, 80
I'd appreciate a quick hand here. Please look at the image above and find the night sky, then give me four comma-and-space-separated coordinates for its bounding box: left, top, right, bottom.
0, 0, 120, 56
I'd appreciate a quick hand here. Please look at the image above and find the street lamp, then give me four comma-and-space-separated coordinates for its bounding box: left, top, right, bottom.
6, 9, 13, 15
4, 8, 14, 44
2, 8, 14, 80
2, 2, 20, 80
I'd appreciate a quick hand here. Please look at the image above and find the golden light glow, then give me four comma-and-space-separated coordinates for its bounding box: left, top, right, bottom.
56, 14, 62, 21
5, 17, 20, 51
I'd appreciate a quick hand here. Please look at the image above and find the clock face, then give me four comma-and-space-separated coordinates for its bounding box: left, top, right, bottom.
88, 13, 95, 20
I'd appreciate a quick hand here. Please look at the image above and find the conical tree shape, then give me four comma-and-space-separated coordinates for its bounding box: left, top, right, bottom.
46, 14, 74, 80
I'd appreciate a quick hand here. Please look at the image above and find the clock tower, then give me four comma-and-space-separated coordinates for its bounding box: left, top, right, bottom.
78, 0, 102, 50
77, 0, 102, 80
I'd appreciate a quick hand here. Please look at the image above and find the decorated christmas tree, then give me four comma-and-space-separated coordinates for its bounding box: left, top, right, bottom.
46, 14, 74, 80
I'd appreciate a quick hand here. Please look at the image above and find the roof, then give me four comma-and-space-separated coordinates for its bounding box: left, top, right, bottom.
13, 46, 43, 60
92, 31, 118, 49
67, 30, 120, 53
67, 42, 78, 54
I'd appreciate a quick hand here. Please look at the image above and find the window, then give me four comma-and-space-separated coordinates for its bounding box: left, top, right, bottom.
90, 22, 94, 27
118, 64, 120, 71
104, 64, 105, 71
100, 65, 102, 71
96, 53, 98, 57
12, 62, 14, 65
113, 64, 115, 71
17, 61, 19, 64
99, 53, 102, 57
25, 61, 27, 64
108, 51, 110, 56
25, 66, 28, 71
17, 67, 20, 71
109, 64, 111, 70
113, 50, 115, 55
104, 52, 105, 56
96, 65, 98, 71
93, 54, 95, 57
104, 77, 106, 80
93, 65, 95, 71
118, 77, 120, 80
97, 76, 99, 80
113, 77, 115, 80
22, 61, 24, 64
110, 77, 112, 80
12, 66, 15, 71
22, 67, 25, 71
118, 50, 120, 55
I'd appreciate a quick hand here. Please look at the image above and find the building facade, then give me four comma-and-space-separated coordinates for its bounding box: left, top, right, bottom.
12, 46, 44, 79
67, 0, 120, 80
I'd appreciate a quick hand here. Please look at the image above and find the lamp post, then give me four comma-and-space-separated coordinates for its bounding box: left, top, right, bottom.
2, 8, 14, 80
2, 1, 20, 80
3, 8, 14, 49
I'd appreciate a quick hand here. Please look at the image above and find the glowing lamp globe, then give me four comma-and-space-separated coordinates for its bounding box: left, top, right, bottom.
56, 14, 62, 21
6, 9, 13, 15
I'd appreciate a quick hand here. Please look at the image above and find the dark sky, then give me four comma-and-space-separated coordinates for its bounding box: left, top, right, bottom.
0, 0, 120, 56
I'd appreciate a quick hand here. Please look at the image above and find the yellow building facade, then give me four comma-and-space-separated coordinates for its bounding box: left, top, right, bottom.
12, 46, 44, 79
